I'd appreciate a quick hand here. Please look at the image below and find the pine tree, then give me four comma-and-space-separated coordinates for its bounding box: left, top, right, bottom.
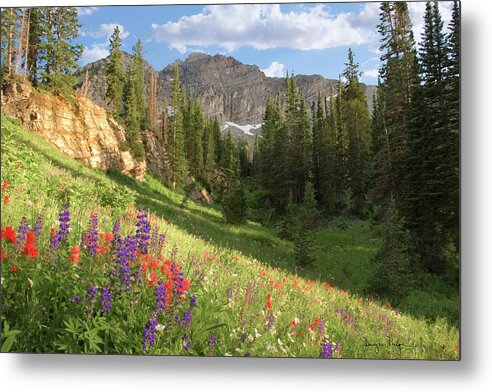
161, 96, 168, 143
258, 96, 278, 196
132, 39, 148, 130
202, 119, 216, 180
106, 25, 125, 119
289, 88, 311, 203
0, 8, 21, 80
238, 140, 252, 179
334, 77, 348, 209
190, 97, 205, 177
371, 2, 419, 206
27, 8, 43, 85
219, 130, 247, 224
399, 2, 458, 273
167, 62, 187, 189
123, 47, 145, 161
212, 117, 222, 165
341, 49, 372, 216
40, 8, 83, 95
149, 71, 158, 132
123, 73, 144, 160
443, 0, 460, 250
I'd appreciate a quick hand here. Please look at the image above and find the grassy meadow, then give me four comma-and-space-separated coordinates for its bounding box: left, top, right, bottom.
1, 116, 459, 359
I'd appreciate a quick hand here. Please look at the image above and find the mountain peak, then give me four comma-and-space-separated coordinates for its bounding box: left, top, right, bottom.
79, 52, 376, 126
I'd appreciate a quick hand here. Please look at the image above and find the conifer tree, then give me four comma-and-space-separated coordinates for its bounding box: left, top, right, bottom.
341, 49, 372, 216
106, 25, 125, 119
132, 39, 148, 130
371, 1, 418, 206
123, 69, 145, 160
40, 8, 83, 95
190, 97, 205, 177
258, 96, 278, 195
27, 8, 43, 85
400, 2, 458, 272
161, 96, 168, 143
202, 120, 216, 180
167, 62, 187, 189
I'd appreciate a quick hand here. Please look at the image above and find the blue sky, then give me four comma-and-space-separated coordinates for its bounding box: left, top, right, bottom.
74, 2, 454, 84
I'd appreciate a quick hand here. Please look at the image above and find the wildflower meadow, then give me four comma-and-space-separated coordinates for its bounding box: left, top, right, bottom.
0, 117, 459, 359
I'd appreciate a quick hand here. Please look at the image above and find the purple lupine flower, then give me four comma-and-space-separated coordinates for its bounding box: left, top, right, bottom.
34, 214, 44, 236
245, 352, 251, 357
49, 231, 61, 250
190, 294, 197, 308
115, 235, 137, 289
171, 264, 187, 296
17, 217, 29, 242
158, 234, 166, 247
111, 220, 122, 249
86, 285, 98, 308
175, 314, 183, 328
58, 205, 71, 242
321, 341, 333, 358
319, 319, 325, 336
100, 286, 112, 314
155, 283, 167, 313
70, 295, 81, 304
227, 290, 233, 300
208, 334, 216, 348
184, 310, 191, 328
85, 213, 99, 256
339, 309, 346, 319
183, 334, 191, 352
135, 209, 151, 255
142, 312, 158, 352
267, 313, 276, 329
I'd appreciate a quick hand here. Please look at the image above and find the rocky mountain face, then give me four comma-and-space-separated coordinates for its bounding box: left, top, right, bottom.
78, 52, 377, 130
1, 81, 147, 181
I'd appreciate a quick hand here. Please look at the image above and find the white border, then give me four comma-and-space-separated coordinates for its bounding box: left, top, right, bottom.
1, 0, 490, 391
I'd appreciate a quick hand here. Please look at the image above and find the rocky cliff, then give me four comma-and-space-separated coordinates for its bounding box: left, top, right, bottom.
1, 80, 212, 203
78, 52, 377, 128
1, 80, 146, 181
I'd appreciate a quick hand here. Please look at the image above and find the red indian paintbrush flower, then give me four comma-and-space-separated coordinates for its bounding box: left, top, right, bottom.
3, 195, 10, 204
69, 245, 81, 264
1, 226, 16, 244
266, 293, 272, 311
2, 180, 7, 192
22, 231, 38, 258
11, 265, 17, 273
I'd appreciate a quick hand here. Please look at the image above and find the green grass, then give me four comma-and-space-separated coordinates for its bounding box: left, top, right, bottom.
0, 115, 459, 359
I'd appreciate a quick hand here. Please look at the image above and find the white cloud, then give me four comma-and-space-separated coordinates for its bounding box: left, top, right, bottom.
261, 61, 285, 78
80, 43, 109, 65
408, 2, 454, 44
76, 7, 98, 16
362, 69, 379, 79
83, 23, 130, 41
151, 4, 378, 53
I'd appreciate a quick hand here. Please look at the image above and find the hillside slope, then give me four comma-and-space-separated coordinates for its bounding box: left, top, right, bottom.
1, 116, 458, 359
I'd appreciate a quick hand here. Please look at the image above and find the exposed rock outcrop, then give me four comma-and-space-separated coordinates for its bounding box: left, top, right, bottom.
1, 80, 146, 181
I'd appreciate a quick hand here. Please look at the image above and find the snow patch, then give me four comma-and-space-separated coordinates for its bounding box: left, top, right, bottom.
223, 121, 262, 136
